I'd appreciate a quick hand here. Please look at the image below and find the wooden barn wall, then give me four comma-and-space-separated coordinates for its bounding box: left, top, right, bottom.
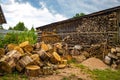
37, 10, 119, 46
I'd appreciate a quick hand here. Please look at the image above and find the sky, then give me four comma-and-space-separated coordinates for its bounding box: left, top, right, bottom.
0, 0, 120, 30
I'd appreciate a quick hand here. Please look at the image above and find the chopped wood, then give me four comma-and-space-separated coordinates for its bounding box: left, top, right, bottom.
19, 41, 29, 48
25, 65, 41, 77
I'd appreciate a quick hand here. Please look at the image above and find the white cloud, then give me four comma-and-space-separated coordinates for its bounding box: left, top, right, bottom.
1, 0, 67, 30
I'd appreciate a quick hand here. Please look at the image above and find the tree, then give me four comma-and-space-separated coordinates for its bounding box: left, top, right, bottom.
73, 13, 85, 18
30, 26, 35, 32
13, 22, 28, 31
8, 27, 13, 30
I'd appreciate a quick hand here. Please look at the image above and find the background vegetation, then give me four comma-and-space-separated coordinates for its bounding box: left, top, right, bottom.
0, 21, 37, 48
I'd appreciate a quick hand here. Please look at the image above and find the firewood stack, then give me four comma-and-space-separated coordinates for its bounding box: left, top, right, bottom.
0, 41, 70, 77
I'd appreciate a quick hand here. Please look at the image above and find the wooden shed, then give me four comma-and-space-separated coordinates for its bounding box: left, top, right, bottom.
36, 6, 120, 46
0, 5, 6, 24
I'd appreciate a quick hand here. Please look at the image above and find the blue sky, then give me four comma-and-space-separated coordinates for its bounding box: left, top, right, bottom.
1, 0, 120, 29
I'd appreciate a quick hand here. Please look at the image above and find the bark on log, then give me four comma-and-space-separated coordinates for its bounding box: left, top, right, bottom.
19, 41, 29, 48
16, 55, 33, 72
0, 50, 22, 73
25, 65, 41, 77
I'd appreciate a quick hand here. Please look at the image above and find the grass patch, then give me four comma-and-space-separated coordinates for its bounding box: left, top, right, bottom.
67, 59, 77, 64
91, 69, 120, 80
0, 72, 28, 80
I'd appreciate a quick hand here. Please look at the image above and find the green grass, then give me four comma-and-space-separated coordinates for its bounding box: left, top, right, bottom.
0, 72, 28, 80
91, 69, 120, 80
74, 63, 120, 80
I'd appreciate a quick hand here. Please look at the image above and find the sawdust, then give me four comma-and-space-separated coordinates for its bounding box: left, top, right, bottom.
81, 57, 109, 70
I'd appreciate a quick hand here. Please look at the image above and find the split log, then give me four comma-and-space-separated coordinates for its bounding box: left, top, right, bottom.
6, 44, 17, 51
23, 44, 33, 53
16, 55, 33, 72
25, 65, 41, 77
40, 42, 49, 51
0, 59, 15, 73
50, 52, 61, 64
14, 46, 24, 55
19, 41, 29, 48
30, 54, 43, 66
116, 47, 120, 53
0, 50, 22, 73
42, 66, 53, 75
38, 49, 52, 61
57, 64, 66, 69
34, 43, 40, 50
0, 48, 5, 58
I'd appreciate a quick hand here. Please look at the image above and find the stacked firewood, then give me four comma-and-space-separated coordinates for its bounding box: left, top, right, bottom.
104, 47, 120, 69
0, 41, 70, 77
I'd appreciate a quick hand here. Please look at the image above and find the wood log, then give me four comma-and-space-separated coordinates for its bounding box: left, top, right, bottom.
50, 52, 61, 64
0, 50, 21, 73
40, 42, 49, 51
57, 64, 66, 69
0, 48, 5, 58
23, 44, 33, 53
37, 49, 52, 61
16, 55, 33, 72
34, 43, 40, 50
30, 54, 43, 66
19, 41, 29, 48
25, 65, 41, 77
7, 44, 17, 51
14, 46, 24, 55
0, 59, 15, 73
42, 66, 53, 75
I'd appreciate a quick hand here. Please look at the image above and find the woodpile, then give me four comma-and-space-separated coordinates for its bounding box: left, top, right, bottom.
104, 47, 120, 69
0, 41, 69, 77
0, 40, 120, 77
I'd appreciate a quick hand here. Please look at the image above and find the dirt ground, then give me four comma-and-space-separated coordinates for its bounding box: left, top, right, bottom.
28, 66, 92, 80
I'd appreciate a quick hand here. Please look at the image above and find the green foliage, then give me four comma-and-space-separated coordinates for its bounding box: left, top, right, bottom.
13, 22, 28, 31
0, 31, 37, 48
73, 13, 85, 18
0, 72, 28, 80
67, 59, 77, 64
30, 26, 35, 32
8, 27, 13, 30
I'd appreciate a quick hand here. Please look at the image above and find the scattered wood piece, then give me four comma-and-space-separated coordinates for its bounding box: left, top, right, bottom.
25, 65, 41, 77
19, 41, 29, 48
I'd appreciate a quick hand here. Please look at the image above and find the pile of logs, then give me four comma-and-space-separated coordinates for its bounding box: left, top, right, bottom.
0, 41, 70, 77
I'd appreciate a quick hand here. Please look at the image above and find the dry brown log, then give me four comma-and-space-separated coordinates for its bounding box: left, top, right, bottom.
14, 46, 24, 55
50, 52, 61, 64
30, 54, 43, 66
0, 50, 22, 73
19, 41, 29, 48
0, 48, 5, 58
57, 64, 66, 69
42, 66, 53, 75
0, 59, 15, 73
34, 43, 40, 50
7, 43, 17, 51
25, 65, 41, 77
40, 42, 49, 51
23, 44, 33, 53
16, 55, 33, 72
37, 49, 52, 61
